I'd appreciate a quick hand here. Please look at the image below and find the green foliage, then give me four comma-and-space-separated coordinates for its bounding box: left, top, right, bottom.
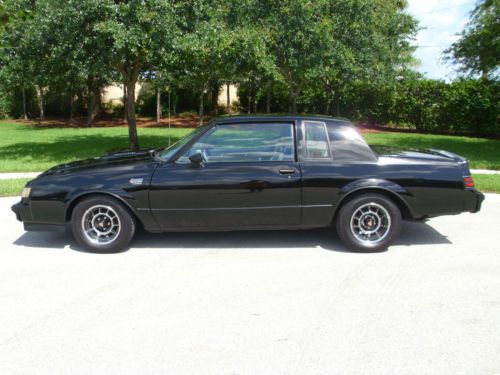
358, 77, 499, 135
446, 0, 499, 78
0, 0, 497, 142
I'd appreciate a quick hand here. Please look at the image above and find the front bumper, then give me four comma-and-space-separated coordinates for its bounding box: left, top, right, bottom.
11, 200, 26, 222
12, 199, 66, 232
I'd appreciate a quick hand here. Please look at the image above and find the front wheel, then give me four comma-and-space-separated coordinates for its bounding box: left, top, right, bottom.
71, 196, 136, 253
336, 193, 402, 252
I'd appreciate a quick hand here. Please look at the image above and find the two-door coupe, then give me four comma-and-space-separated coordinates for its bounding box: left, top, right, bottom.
12, 115, 484, 252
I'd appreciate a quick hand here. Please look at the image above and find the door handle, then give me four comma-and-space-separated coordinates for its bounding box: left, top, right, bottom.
279, 168, 295, 174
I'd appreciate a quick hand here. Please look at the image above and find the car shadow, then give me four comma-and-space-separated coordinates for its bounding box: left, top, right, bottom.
12, 221, 451, 254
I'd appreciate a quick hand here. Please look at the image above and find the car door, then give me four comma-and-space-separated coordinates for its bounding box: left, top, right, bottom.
149, 122, 302, 229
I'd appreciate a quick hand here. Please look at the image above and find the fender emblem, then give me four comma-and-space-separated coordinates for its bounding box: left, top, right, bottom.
129, 178, 144, 185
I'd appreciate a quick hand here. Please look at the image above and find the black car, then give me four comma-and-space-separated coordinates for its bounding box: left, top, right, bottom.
12, 115, 484, 252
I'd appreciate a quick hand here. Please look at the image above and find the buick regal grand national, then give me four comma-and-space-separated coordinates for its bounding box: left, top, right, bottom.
12, 115, 484, 252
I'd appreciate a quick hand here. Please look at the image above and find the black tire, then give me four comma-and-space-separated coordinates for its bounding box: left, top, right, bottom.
335, 193, 402, 252
71, 196, 136, 253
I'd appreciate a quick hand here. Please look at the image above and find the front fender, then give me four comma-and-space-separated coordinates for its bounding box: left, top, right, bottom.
63, 185, 159, 231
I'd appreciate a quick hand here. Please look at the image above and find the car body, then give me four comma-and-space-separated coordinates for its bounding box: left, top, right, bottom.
12, 115, 484, 252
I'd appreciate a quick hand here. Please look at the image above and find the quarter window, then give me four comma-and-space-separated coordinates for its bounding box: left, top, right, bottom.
177, 123, 295, 163
302, 121, 331, 159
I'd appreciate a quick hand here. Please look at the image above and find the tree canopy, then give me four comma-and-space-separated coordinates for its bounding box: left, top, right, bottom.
446, 0, 499, 79
1, 0, 423, 148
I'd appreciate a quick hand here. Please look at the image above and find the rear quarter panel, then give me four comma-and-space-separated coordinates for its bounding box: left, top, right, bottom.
300, 159, 470, 226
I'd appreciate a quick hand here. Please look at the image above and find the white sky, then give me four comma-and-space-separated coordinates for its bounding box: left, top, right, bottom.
407, 0, 477, 80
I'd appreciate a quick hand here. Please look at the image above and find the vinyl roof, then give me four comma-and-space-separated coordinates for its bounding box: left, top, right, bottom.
213, 114, 352, 125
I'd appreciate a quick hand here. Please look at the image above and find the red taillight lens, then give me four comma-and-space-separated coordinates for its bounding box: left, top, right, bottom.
463, 176, 474, 188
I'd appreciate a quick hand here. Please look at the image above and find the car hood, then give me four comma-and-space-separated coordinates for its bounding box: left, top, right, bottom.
38, 149, 158, 177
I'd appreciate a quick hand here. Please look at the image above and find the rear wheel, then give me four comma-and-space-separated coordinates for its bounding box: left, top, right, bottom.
71, 196, 136, 253
336, 193, 402, 252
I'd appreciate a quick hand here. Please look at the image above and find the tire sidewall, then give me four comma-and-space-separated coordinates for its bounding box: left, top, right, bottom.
336, 194, 402, 252
71, 196, 136, 253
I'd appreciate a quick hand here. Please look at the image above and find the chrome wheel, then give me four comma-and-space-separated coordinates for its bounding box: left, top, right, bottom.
81, 205, 121, 245
350, 202, 391, 245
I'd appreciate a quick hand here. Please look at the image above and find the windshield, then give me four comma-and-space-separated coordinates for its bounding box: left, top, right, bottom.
158, 125, 209, 161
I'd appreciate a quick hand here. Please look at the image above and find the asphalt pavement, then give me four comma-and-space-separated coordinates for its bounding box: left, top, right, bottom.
0, 195, 499, 375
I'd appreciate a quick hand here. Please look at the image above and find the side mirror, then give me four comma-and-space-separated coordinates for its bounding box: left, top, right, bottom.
188, 152, 204, 165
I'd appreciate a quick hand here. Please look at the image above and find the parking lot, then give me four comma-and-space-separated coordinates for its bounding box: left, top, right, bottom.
1, 195, 499, 375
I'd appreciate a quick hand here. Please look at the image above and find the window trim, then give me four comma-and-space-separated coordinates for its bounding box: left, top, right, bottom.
300, 120, 332, 161
174, 121, 298, 165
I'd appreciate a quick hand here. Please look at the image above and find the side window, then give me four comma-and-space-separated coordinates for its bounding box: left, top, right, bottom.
177, 123, 295, 164
301, 121, 331, 159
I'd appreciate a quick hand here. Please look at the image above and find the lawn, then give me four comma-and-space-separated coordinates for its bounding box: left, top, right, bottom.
0, 178, 31, 197
363, 131, 500, 170
0, 121, 192, 173
0, 120, 499, 172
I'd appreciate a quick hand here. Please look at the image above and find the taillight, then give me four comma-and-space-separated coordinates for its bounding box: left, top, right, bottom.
463, 176, 474, 188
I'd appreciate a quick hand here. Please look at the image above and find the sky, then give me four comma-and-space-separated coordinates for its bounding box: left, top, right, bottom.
407, 0, 477, 80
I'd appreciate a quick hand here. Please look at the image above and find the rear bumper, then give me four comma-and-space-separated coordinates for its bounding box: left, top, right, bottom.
470, 190, 485, 213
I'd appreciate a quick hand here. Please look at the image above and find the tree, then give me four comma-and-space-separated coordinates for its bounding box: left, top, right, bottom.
98, 0, 179, 150
236, 0, 418, 114
446, 0, 499, 79
2, 0, 179, 150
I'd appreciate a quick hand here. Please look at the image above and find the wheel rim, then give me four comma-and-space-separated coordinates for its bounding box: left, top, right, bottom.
81, 205, 121, 245
350, 202, 391, 245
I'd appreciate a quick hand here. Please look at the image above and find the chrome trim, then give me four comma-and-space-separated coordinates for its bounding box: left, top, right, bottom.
142, 204, 333, 212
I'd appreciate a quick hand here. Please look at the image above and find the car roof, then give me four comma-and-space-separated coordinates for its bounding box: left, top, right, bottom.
213, 114, 352, 126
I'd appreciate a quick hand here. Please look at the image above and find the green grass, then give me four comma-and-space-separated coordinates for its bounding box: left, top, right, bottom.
473, 174, 500, 194
0, 121, 192, 173
0, 178, 31, 197
0, 121, 499, 172
363, 132, 500, 170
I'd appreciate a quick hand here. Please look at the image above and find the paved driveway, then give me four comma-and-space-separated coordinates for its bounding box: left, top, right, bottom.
1, 195, 499, 375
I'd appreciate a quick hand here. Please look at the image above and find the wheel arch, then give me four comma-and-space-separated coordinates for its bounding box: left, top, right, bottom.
333, 186, 415, 222
65, 192, 142, 227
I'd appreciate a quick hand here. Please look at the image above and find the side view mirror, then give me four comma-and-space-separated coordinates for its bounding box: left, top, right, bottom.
189, 152, 204, 165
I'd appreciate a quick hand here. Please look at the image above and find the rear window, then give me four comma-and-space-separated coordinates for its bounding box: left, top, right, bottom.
326, 125, 377, 162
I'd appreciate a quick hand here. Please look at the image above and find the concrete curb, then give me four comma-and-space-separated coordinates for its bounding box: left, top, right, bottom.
0, 172, 41, 180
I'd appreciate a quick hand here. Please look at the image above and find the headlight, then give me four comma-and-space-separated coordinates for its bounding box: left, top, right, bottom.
21, 187, 31, 199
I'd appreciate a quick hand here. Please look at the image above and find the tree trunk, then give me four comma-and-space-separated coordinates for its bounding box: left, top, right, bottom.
86, 76, 95, 127
93, 84, 102, 119
289, 92, 298, 114
199, 92, 204, 126
156, 87, 161, 124
123, 84, 128, 122
247, 89, 251, 114
266, 86, 271, 113
69, 91, 74, 124
211, 84, 219, 116
125, 79, 139, 151
36, 86, 44, 122
22, 86, 27, 120
226, 83, 231, 114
